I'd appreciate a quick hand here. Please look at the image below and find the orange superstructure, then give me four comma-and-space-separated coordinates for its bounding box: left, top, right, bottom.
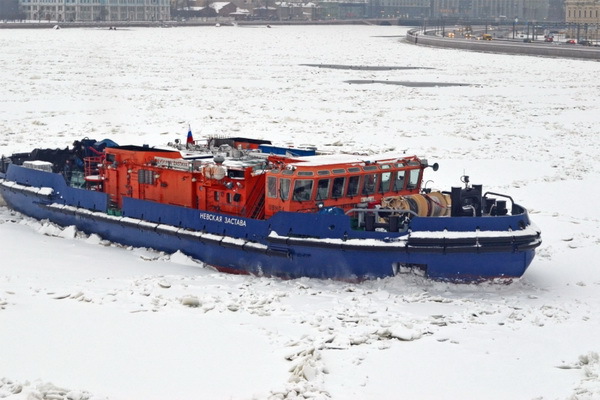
97, 144, 429, 221
101, 145, 268, 218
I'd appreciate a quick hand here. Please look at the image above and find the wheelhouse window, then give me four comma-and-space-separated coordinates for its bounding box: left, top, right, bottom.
267, 176, 277, 199
393, 170, 406, 191
346, 176, 360, 197
380, 169, 392, 192
316, 179, 330, 200
407, 168, 420, 190
280, 178, 291, 200
332, 177, 345, 198
362, 173, 378, 195
293, 179, 313, 202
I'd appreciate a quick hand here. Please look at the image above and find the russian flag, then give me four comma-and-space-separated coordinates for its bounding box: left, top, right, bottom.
186, 125, 194, 145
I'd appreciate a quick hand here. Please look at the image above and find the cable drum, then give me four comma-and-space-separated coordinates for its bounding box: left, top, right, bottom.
381, 192, 451, 217
406, 194, 428, 217
426, 191, 451, 217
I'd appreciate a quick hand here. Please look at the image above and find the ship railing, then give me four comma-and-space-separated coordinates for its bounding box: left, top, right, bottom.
345, 207, 417, 232
84, 156, 103, 176
84, 156, 104, 189
483, 191, 518, 215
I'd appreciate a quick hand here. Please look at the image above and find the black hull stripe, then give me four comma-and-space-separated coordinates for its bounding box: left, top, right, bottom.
267, 234, 542, 254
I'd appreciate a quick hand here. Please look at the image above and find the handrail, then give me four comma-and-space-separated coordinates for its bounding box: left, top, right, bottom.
483, 191, 514, 213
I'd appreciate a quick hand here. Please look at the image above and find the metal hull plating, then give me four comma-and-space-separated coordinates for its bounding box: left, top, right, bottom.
0, 165, 541, 281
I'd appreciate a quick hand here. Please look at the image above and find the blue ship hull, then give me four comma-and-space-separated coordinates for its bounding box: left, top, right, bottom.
0, 165, 541, 281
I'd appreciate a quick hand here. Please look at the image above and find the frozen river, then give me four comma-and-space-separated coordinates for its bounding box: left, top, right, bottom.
1, 25, 600, 400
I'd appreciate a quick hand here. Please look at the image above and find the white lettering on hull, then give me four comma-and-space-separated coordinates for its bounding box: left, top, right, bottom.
199, 212, 247, 227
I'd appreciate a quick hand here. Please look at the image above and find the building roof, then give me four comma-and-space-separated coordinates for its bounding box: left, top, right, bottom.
210, 2, 233, 12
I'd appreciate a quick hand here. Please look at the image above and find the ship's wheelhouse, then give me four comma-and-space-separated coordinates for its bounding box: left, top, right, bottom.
263, 155, 426, 217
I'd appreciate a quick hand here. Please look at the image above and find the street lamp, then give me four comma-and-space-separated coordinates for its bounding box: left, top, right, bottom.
513, 17, 518, 39
441, 16, 445, 36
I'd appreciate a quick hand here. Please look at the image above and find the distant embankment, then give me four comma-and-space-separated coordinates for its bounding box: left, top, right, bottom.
0, 19, 398, 29
406, 28, 600, 61
0, 21, 172, 29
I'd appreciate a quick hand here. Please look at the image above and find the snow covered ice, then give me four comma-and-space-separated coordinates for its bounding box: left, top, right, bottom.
1, 25, 600, 399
